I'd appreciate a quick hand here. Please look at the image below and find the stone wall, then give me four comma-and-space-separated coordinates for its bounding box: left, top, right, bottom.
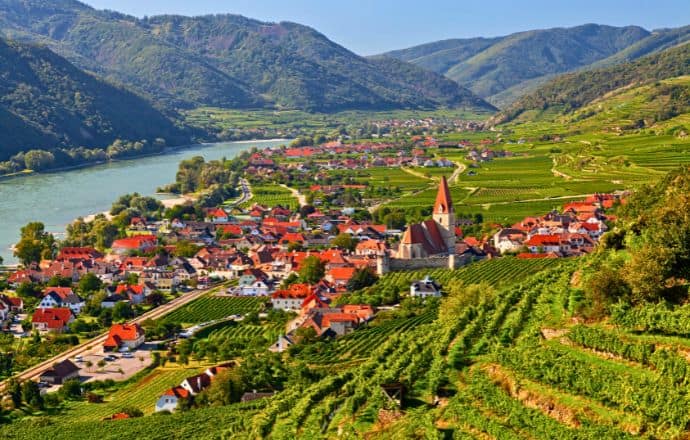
387, 253, 475, 272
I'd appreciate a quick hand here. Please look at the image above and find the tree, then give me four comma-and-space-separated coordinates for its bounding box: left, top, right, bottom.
47, 275, 73, 287
331, 233, 356, 252
14, 222, 55, 265
112, 301, 134, 321
299, 256, 325, 284
60, 379, 83, 400
21, 380, 43, 409
78, 273, 103, 294
202, 370, 243, 405
92, 220, 120, 250
145, 291, 167, 307
7, 378, 22, 408
24, 150, 55, 171
346, 268, 378, 291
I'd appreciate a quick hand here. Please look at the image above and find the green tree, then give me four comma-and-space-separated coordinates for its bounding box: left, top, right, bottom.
60, 379, 83, 400
23, 150, 55, 171
21, 380, 43, 409
203, 370, 243, 405
299, 256, 325, 284
112, 302, 134, 321
47, 275, 73, 287
7, 378, 22, 408
346, 268, 378, 291
14, 222, 55, 265
78, 273, 103, 294
331, 233, 356, 252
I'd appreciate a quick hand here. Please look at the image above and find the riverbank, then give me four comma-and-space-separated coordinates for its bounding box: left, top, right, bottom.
0, 139, 290, 264
0, 138, 291, 182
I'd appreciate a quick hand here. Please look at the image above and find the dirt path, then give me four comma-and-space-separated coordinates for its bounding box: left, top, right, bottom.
400, 167, 433, 180
280, 184, 306, 207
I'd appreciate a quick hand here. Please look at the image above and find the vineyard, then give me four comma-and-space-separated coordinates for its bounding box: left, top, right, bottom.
160, 296, 265, 325
9, 251, 690, 438
362, 257, 560, 291
243, 185, 298, 209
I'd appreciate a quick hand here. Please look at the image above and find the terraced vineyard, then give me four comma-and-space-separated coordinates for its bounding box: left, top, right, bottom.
161, 296, 265, 325
68, 366, 205, 421
300, 311, 437, 363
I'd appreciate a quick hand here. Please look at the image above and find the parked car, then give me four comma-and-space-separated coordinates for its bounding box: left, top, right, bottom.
104, 355, 118, 362
75, 355, 84, 363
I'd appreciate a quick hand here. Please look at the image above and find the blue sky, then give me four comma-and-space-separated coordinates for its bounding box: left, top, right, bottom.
83, 0, 690, 55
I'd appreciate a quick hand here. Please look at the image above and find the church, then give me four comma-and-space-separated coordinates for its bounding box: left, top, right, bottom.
377, 176, 467, 274
397, 176, 456, 259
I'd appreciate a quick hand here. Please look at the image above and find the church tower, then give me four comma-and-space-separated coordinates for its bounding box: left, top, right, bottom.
432, 176, 456, 253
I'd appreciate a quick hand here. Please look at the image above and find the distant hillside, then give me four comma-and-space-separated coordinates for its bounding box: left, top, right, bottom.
494, 42, 690, 125
0, 0, 494, 112
0, 37, 185, 161
384, 24, 690, 106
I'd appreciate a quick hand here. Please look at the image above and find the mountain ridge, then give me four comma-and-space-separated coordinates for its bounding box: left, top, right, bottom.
0, 36, 186, 161
384, 24, 690, 107
0, 0, 494, 112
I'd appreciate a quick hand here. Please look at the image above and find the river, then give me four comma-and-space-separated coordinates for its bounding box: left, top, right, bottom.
0, 139, 288, 264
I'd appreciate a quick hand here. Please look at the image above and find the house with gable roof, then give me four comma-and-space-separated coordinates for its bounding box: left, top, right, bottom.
32, 308, 75, 333
103, 323, 145, 352
38, 287, 85, 314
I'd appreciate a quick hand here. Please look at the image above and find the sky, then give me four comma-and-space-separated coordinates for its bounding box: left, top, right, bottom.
83, 0, 690, 55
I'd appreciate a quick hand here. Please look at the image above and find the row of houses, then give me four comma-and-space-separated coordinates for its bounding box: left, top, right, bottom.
492, 194, 621, 257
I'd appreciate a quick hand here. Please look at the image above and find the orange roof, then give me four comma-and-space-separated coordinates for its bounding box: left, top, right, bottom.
32, 308, 73, 328
433, 176, 453, 214
115, 284, 145, 295
328, 267, 356, 281
112, 235, 157, 250
272, 283, 313, 299
163, 386, 190, 399
104, 323, 144, 348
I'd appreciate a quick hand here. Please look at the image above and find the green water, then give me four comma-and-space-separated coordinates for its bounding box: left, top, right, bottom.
0, 139, 287, 264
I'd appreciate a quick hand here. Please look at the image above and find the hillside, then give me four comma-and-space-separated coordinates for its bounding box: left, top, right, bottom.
0, 0, 494, 112
494, 42, 690, 125
0, 37, 186, 161
385, 24, 690, 107
9, 164, 690, 440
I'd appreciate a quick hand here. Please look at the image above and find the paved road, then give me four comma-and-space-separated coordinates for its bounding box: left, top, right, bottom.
229, 178, 252, 207
0, 284, 215, 391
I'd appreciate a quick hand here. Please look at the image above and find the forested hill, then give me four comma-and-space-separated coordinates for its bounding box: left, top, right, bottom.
384, 24, 690, 107
0, 0, 495, 112
0, 37, 186, 161
493, 41, 690, 124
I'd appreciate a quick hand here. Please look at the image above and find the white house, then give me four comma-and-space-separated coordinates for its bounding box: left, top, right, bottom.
155, 386, 190, 413
410, 276, 442, 298
39, 288, 85, 315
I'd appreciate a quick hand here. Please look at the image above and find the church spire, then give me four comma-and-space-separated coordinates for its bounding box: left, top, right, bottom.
433, 176, 453, 214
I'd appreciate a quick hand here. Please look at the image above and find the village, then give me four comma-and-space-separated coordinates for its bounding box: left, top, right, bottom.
0, 148, 621, 414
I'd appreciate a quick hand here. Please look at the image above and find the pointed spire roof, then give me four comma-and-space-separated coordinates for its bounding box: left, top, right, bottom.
433, 176, 453, 214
